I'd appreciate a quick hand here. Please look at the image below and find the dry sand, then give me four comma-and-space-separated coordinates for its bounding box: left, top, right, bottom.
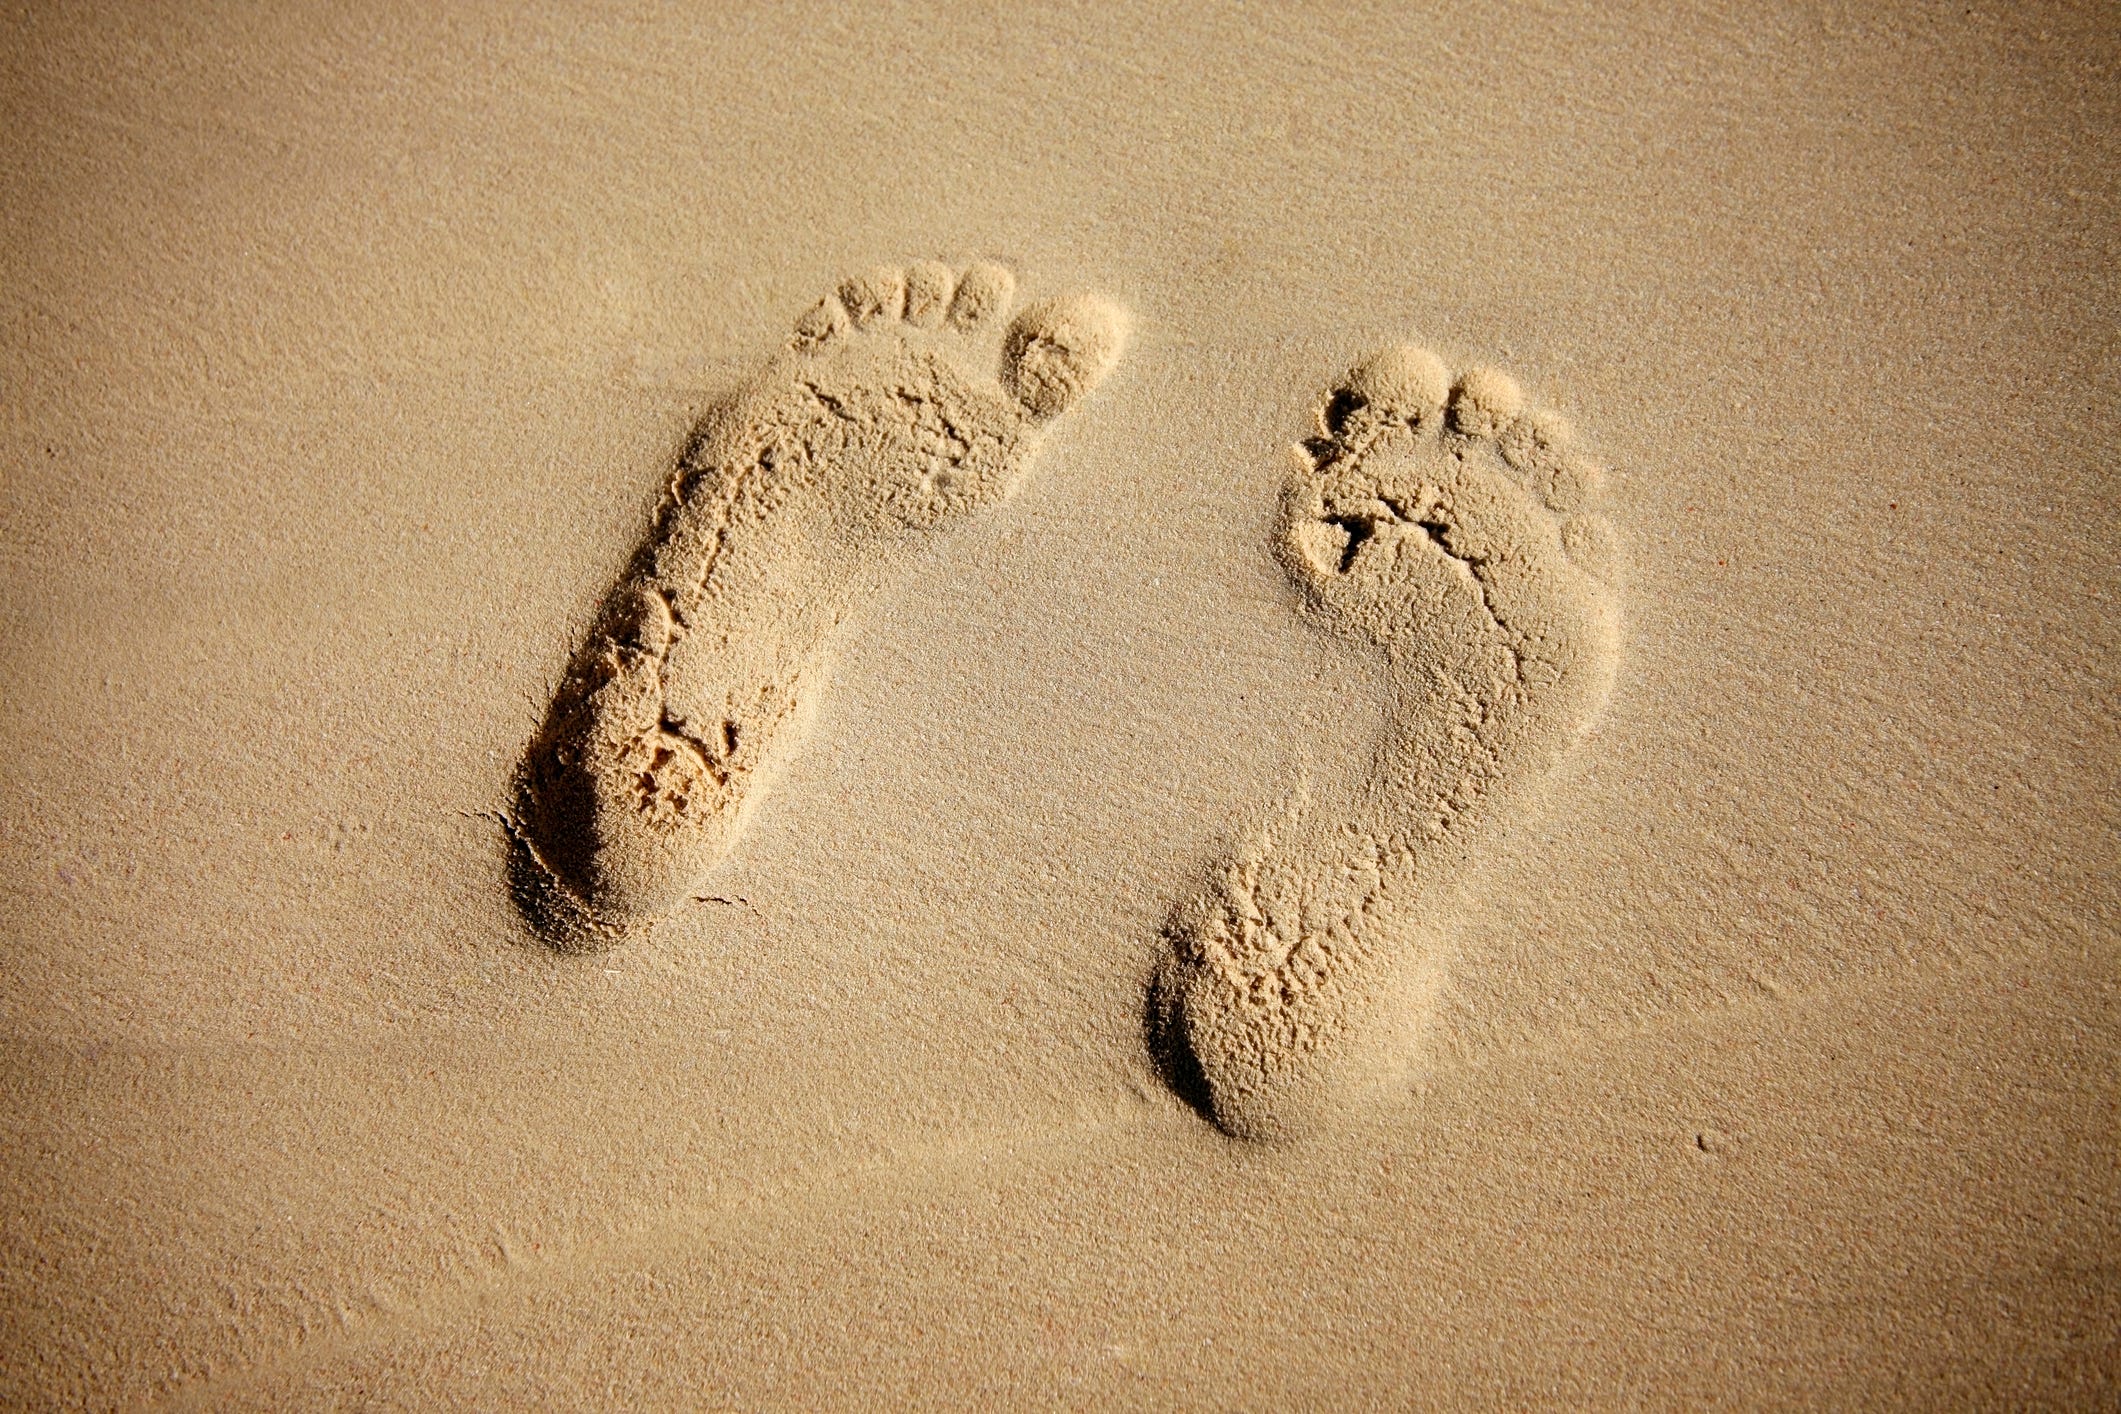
3, 0, 2115, 1406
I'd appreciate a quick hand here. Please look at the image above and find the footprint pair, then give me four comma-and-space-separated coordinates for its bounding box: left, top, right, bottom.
510, 261, 1622, 1142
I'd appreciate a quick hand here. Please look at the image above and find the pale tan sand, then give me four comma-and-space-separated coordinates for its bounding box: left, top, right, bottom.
2, 1, 2116, 1407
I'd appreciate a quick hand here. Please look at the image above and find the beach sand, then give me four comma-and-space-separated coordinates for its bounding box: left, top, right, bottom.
3, 1, 2115, 1405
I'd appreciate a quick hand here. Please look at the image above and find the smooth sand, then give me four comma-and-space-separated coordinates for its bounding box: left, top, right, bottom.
3, 1, 2115, 1406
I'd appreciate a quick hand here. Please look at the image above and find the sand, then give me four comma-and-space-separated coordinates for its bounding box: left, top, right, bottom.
3, 0, 2115, 1406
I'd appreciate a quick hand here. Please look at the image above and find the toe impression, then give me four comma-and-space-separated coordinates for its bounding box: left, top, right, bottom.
839, 267, 906, 327
1002, 295, 1129, 419
903, 260, 953, 327
948, 260, 1017, 330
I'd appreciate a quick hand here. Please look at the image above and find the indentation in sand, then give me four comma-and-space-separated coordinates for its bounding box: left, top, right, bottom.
511, 262, 1128, 945
1151, 344, 1623, 1140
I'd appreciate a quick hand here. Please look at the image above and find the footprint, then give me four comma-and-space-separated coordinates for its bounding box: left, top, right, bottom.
512, 261, 1128, 944
1148, 344, 1622, 1139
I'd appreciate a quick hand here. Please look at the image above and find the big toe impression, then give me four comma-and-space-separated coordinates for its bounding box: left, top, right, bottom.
1003, 294, 1129, 419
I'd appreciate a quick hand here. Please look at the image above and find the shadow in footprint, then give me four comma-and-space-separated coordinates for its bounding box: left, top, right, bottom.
1143, 957, 1218, 1126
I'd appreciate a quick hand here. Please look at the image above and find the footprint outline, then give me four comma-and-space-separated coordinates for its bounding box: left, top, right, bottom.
1150, 342, 1624, 1141
511, 260, 1129, 946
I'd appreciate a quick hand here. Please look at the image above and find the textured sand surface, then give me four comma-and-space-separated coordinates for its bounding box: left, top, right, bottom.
3, 0, 2115, 1406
